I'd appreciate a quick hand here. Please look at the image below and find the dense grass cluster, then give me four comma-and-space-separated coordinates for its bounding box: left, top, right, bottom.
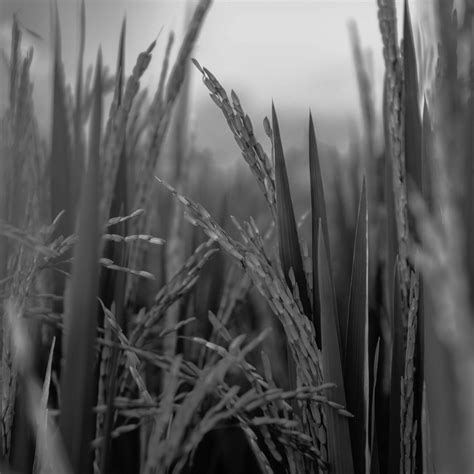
0, 0, 473, 473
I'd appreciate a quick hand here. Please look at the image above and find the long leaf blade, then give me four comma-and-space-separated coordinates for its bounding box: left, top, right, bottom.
344, 179, 369, 474
273, 103, 312, 391
388, 260, 403, 474
100, 19, 128, 474
272, 103, 311, 318
50, 4, 73, 280
59, 49, 103, 474
318, 225, 354, 474
72, 0, 86, 209
48, 4, 74, 418
309, 112, 331, 349
404, 0, 422, 195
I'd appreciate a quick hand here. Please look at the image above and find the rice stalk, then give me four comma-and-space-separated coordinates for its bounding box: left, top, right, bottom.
191, 61, 276, 219
149, 332, 272, 473
99, 302, 153, 405
138, 0, 213, 211
101, 35, 156, 225
163, 4, 194, 358
148, 32, 174, 129
131, 240, 217, 348
157, 177, 329, 470
377, 0, 411, 306
142, 355, 182, 474
400, 272, 419, 474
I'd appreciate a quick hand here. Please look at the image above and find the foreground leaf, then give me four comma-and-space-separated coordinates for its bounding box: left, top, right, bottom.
50, 4, 73, 292
59, 50, 103, 474
99, 19, 129, 474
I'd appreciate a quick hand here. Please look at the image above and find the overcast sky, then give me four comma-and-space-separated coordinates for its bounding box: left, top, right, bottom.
0, 0, 440, 156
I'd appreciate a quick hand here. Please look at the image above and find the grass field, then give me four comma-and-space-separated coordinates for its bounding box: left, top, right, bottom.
0, 0, 473, 473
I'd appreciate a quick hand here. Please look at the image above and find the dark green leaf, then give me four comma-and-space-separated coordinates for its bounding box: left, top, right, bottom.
72, 0, 86, 209
59, 49, 103, 474
404, 0, 422, 195
318, 225, 354, 474
272, 104, 311, 318
100, 23, 128, 474
370, 339, 381, 474
273, 103, 312, 391
344, 179, 369, 474
388, 260, 403, 474
109, 16, 127, 223
50, 3, 73, 281
309, 112, 331, 349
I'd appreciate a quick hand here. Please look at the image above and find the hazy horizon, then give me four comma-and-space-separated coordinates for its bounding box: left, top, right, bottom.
0, 0, 437, 159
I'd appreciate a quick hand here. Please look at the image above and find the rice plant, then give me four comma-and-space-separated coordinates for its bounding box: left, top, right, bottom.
0, 0, 473, 473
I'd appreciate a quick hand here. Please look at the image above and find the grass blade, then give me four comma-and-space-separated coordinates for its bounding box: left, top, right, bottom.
59, 49, 103, 474
309, 112, 331, 349
272, 104, 311, 317
33, 338, 57, 473
9, 14, 20, 109
422, 99, 433, 212
50, 4, 73, 278
344, 179, 368, 474
388, 260, 403, 474
272, 104, 312, 389
72, 0, 86, 210
318, 225, 354, 474
99, 20, 128, 474
370, 339, 381, 474
49, 3, 74, 414
404, 0, 422, 195
50, 2, 72, 226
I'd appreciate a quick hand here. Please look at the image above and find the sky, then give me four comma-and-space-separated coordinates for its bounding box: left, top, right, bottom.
0, 0, 440, 160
